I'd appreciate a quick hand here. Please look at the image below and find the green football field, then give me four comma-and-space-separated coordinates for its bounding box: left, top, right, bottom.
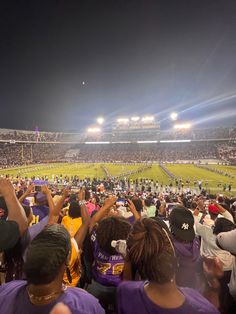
0, 162, 235, 194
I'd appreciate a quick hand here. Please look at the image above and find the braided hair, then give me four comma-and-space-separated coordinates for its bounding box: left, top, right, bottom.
127, 218, 177, 284
96, 216, 131, 255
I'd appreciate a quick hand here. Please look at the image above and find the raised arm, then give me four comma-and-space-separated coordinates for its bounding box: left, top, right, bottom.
18, 183, 34, 204
0, 178, 28, 235
127, 199, 140, 221
89, 196, 117, 233
74, 188, 90, 249
46, 188, 69, 225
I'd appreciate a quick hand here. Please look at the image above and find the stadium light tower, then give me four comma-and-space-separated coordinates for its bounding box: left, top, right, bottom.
117, 118, 129, 124
97, 117, 104, 125
131, 116, 140, 122
174, 123, 192, 129
141, 116, 155, 122
170, 112, 178, 121
87, 127, 101, 133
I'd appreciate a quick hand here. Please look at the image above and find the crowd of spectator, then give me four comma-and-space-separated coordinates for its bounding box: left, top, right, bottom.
1, 126, 236, 313
0, 126, 235, 143
218, 145, 236, 164
0, 143, 71, 167
0, 142, 221, 167
0, 174, 236, 313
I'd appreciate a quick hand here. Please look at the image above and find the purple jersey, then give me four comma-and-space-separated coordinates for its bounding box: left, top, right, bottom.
117, 281, 220, 314
31, 205, 49, 224
91, 231, 125, 287
0, 280, 104, 314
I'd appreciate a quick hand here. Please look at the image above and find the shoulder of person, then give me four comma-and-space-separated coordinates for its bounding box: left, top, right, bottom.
64, 287, 104, 313
180, 287, 220, 313
117, 280, 144, 295
0, 280, 27, 294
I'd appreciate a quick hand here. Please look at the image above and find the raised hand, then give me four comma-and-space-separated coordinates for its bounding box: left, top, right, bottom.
103, 196, 118, 210
78, 187, 85, 201
62, 188, 70, 198
127, 199, 136, 214
25, 183, 35, 195
0, 178, 15, 197
41, 185, 50, 195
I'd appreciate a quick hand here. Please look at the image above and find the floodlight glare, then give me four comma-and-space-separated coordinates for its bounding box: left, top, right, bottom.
141, 116, 155, 122
117, 118, 129, 123
170, 112, 178, 121
173, 123, 191, 129
97, 117, 104, 125
131, 116, 140, 122
87, 127, 101, 133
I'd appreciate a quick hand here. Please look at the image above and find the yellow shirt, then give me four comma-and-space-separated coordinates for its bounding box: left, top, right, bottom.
61, 216, 82, 237
63, 238, 81, 287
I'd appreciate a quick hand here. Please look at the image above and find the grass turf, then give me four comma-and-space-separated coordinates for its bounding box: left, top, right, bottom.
0, 163, 235, 194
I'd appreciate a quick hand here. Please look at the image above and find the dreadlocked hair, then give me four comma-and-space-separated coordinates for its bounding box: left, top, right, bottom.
24, 224, 71, 285
96, 216, 131, 255
127, 218, 177, 284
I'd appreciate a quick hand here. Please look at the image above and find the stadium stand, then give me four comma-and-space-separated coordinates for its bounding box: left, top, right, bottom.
1, 126, 236, 313
0, 126, 236, 166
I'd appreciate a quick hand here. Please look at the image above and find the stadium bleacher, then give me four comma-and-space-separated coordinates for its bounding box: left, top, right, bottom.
0, 126, 235, 166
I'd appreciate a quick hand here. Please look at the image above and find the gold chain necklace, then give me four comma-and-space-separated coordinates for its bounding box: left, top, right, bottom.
27, 284, 67, 306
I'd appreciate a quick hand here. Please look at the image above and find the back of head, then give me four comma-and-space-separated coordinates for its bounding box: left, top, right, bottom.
96, 216, 131, 255
127, 218, 176, 283
24, 224, 71, 285
144, 198, 152, 208
169, 206, 195, 242
213, 217, 235, 235
68, 201, 81, 218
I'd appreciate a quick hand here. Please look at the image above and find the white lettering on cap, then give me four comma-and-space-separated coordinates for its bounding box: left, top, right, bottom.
181, 223, 189, 230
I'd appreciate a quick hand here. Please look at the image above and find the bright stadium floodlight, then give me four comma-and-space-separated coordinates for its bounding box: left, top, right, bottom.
117, 118, 129, 123
131, 116, 140, 122
97, 117, 104, 125
87, 127, 101, 133
173, 123, 191, 129
141, 116, 155, 122
170, 112, 178, 121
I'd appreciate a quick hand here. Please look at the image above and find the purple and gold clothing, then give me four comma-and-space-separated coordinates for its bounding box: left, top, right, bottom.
117, 281, 220, 314
91, 231, 125, 287
31, 205, 49, 225
0, 280, 104, 314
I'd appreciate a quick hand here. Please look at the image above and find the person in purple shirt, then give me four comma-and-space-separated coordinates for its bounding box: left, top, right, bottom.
0, 224, 104, 314
31, 192, 49, 224
169, 206, 201, 289
86, 196, 131, 312
117, 218, 219, 314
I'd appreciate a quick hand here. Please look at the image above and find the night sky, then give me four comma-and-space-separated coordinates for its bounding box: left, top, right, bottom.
0, 0, 236, 132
